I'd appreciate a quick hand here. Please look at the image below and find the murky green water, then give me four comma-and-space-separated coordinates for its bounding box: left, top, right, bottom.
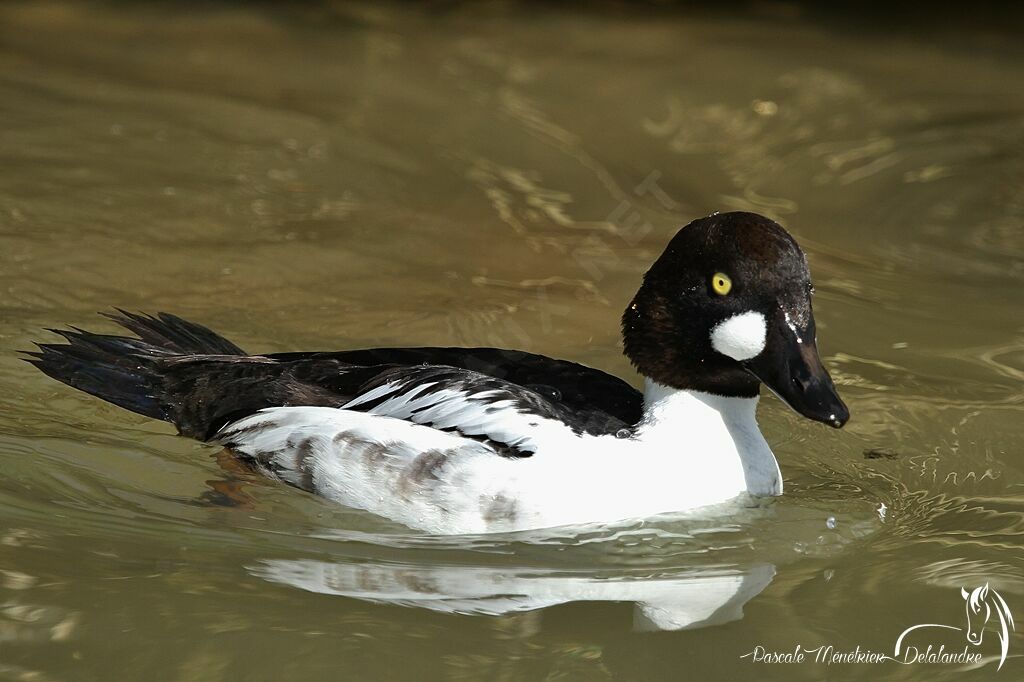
1, 2, 1022, 680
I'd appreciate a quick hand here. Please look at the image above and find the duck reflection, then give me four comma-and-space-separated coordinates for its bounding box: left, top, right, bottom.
249, 559, 775, 631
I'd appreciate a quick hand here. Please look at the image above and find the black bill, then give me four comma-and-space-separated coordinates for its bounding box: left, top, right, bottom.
743, 315, 849, 428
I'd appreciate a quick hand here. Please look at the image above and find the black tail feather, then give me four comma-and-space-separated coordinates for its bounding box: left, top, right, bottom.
25, 335, 167, 420
103, 310, 246, 356
24, 311, 247, 424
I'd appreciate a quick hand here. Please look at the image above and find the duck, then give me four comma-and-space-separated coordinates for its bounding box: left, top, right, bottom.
27, 211, 848, 534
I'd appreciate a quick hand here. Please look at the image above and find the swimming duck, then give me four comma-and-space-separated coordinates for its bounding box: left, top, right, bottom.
28, 211, 848, 534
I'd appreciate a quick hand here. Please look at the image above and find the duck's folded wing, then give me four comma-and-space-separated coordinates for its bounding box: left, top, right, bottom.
266, 347, 642, 427
161, 350, 640, 446
337, 364, 631, 456
27, 311, 641, 448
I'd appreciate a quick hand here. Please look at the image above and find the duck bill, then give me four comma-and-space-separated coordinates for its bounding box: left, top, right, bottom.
743, 318, 849, 429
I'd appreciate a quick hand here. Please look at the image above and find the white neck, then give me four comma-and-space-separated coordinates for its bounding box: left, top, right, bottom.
635, 379, 782, 496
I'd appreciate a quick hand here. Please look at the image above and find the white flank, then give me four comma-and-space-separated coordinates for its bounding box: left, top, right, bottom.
214, 379, 782, 534
710, 311, 767, 361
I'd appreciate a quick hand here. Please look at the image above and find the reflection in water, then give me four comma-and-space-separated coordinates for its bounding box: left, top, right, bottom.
250, 558, 775, 632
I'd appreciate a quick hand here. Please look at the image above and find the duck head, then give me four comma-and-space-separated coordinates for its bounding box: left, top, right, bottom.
623, 211, 849, 428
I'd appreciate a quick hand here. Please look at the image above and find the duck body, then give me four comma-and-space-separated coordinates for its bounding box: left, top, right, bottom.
217, 382, 779, 534
27, 212, 846, 534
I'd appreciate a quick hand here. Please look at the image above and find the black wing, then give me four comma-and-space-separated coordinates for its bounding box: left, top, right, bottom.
27, 312, 643, 443
267, 347, 642, 424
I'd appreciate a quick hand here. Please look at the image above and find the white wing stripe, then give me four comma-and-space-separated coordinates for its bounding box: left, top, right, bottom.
340, 380, 578, 454
342, 380, 438, 411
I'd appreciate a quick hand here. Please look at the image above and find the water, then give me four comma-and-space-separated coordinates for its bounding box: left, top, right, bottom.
1, 2, 1022, 679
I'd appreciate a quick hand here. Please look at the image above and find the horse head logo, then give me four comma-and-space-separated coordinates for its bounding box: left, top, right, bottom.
896, 583, 1014, 671
962, 584, 1014, 667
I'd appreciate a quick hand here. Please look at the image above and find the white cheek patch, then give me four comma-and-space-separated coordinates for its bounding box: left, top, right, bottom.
710, 311, 767, 361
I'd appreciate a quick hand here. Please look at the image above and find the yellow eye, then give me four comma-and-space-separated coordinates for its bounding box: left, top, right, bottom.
711, 272, 732, 295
